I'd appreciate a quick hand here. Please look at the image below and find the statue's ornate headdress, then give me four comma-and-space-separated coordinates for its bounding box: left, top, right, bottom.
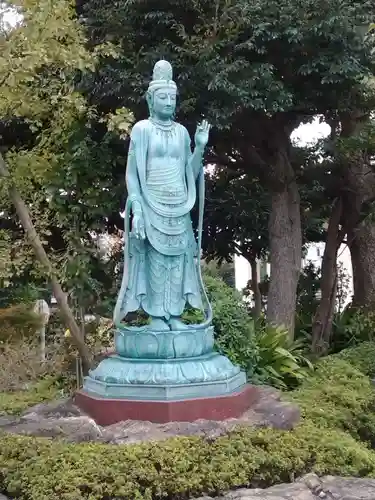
148, 60, 177, 93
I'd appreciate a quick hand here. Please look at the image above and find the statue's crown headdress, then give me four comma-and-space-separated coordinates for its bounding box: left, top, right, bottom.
148, 60, 177, 92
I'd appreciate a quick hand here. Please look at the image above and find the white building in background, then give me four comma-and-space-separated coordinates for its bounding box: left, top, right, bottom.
303, 242, 353, 308
234, 242, 353, 309
302, 241, 352, 279
234, 254, 270, 291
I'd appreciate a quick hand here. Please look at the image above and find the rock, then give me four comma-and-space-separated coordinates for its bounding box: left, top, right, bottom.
1, 399, 101, 442
98, 386, 299, 444
22, 397, 84, 420
319, 475, 375, 499
0, 494, 10, 500
225, 482, 315, 499
193, 474, 375, 499
246, 386, 301, 430
100, 420, 175, 444
1, 415, 102, 442
0, 416, 17, 427
0, 385, 299, 444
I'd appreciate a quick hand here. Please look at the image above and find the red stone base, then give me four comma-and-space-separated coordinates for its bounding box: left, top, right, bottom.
75, 385, 259, 425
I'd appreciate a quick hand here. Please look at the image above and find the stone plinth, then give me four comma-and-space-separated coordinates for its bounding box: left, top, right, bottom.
76, 325, 254, 425
75, 384, 258, 425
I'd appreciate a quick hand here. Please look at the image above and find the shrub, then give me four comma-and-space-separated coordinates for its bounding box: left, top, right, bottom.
292, 356, 374, 434
331, 308, 375, 353
0, 376, 65, 416
0, 339, 69, 393
203, 275, 259, 374
65, 316, 114, 355
1, 424, 374, 500
251, 323, 313, 389
201, 259, 236, 288
336, 341, 375, 377
1, 345, 375, 499
186, 275, 311, 388
0, 304, 43, 343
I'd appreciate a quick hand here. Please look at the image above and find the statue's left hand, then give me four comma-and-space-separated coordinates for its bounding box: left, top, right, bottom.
194, 120, 211, 149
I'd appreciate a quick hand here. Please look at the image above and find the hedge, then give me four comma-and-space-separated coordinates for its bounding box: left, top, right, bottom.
336, 341, 375, 377
1, 344, 375, 499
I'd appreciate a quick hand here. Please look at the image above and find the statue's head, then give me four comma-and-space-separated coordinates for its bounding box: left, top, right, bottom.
146, 60, 177, 120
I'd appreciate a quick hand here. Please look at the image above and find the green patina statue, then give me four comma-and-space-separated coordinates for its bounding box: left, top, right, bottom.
82, 60, 246, 400
114, 60, 212, 333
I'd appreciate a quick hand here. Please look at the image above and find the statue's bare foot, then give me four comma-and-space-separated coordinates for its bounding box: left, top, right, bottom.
169, 317, 189, 331
148, 317, 170, 331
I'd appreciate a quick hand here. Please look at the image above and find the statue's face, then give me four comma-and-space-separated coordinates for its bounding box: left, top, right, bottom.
152, 87, 176, 119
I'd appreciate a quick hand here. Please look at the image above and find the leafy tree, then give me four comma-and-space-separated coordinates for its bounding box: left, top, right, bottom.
203, 168, 269, 264
0, 0, 98, 370
202, 166, 269, 317
338, 117, 375, 308
310, 113, 375, 353
77, 0, 374, 337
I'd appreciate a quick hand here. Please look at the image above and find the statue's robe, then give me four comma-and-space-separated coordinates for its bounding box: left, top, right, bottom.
114, 120, 211, 327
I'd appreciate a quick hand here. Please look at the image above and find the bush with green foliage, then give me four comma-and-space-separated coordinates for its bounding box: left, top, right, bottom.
336, 341, 375, 377
0, 339, 69, 393
1, 344, 375, 499
203, 274, 259, 373
0, 377, 65, 416
251, 322, 313, 389
331, 308, 375, 353
201, 259, 236, 288
0, 305, 43, 343
198, 275, 311, 388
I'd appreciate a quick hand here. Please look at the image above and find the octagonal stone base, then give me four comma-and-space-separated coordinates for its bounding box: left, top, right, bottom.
75, 384, 258, 425
76, 329, 252, 425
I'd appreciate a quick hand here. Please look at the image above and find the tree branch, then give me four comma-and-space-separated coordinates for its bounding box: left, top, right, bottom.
0, 152, 93, 371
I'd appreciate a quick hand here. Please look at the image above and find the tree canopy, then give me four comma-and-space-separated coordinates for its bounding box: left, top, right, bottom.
1, 0, 375, 349
0, 0, 102, 367
76, 0, 374, 333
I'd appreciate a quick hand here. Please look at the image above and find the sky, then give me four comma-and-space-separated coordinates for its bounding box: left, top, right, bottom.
291, 118, 330, 146
0, 4, 21, 30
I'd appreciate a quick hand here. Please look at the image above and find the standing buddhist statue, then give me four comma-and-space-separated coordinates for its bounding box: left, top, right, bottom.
80, 60, 246, 411
114, 60, 212, 333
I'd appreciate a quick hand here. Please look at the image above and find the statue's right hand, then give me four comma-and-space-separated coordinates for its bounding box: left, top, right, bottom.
132, 213, 146, 240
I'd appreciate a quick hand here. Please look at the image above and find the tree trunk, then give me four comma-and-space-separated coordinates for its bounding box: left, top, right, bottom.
0, 153, 93, 373
244, 117, 302, 338
267, 179, 302, 337
311, 199, 342, 355
340, 112, 375, 310
249, 255, 262, 320
349, 221, 375, 309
